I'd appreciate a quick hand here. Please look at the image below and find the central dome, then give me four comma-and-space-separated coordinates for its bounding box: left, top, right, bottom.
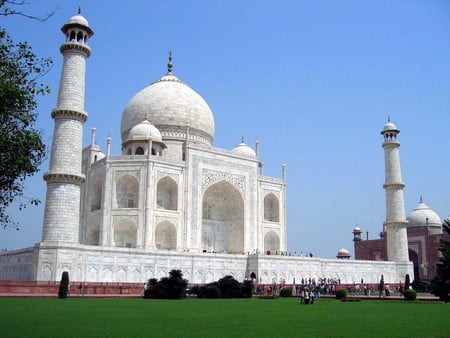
121, 73, 215, 147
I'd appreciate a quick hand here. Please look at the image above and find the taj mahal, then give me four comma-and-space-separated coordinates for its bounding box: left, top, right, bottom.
0, 12, 419, 285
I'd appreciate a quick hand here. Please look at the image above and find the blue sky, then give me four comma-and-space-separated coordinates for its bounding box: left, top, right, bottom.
1, 0, 449, 258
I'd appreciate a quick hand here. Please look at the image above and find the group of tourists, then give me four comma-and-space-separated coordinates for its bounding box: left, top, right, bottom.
298, 285, 317, 305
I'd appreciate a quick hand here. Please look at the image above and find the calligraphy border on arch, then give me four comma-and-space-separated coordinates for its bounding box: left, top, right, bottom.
201, 168, 246, 195
155, 171, 179, 182
154, 215, 178, 226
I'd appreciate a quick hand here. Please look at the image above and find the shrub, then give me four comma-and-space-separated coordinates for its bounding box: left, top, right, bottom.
217, 275, 241, 298
143, 278, 158, 298
241, 280, 253, 298
335, 288, 347, 300
58, 271, 69, 299
279, 287, 293, 297
403, 289, 417, 301
143, 270, 188, 299
204, 285, 221, 298
258, 294, 278, 299
187, 286, 202, 296
411, 279, 431, 292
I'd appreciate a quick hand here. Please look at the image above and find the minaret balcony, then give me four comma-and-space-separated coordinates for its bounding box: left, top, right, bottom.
383, 182, 405, 189
382, 140, 400, 148
60, 42, 91, 56
43, 172, 85, 185
51, 109, 88, 122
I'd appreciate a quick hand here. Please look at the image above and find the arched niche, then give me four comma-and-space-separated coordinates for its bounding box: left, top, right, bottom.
409, 249, 420, 280
264, 193, 279, 222
156, 176, 178, 210
202, 181, 244, 253
116, 174, 139, 208
155, 221, 177, 250
90, 179, 102, 211
264, 230, 280, 253
85, 222, 100, 246
114, 219, 137, 248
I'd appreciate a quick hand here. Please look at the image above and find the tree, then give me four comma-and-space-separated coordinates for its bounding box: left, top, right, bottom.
431, 238, 450, 302
379, 275, 384, 298
217, 275, 241, 298
404, 274, 411, 291
58, 271, 69, 299
0, 1, 54, 21
0, 1, 53, 229
443, 217, 450, 234
144, 270, 188, 299
166, 269, 188, 299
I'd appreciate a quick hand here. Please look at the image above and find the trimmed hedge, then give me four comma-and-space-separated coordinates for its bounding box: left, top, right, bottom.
280, 287, 293, 297
58, 271, 69, 299
335, 288, 347, 300
403, 289, 417, 301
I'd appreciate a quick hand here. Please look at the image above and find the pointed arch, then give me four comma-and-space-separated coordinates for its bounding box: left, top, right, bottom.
114, 218, 137, 248
264, 193, 279, 222
156, 176, 178, 210
116, 174, 139, 208
135, 147, 144, 155
155, 221, 177, 250
409, 249, 420, 280
85, 222, 100, 246
90, 178, 102, 211
202, 181, 244, 253
264, 231, 280, 253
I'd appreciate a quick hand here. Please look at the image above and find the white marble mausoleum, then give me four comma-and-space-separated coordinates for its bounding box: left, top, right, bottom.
0, 12, 413, 285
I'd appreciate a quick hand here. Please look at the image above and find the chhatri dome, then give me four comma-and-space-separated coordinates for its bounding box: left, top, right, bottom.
68, 13, 89, 26
406, 197, 442, 230
121, 52, 215, 148
231, 137, 256, 158
337, 248, 351, 259
126, 119, 163, 143
62, 8, 93, 36
382, 118, 399, 133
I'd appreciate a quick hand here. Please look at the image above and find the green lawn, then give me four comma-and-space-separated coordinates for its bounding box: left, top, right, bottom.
0, 297, 448, 337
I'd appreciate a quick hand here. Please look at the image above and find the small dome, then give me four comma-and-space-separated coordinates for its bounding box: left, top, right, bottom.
68, 14, 89, 26
407, 202, 442, 229
61, 11, 94, 37
231, 142, 256, 158
338, 248, 350, 255
337, 248, 351, 259
382, 121, 399, 133
353, 226, 361, 232
126, 120, 162, 143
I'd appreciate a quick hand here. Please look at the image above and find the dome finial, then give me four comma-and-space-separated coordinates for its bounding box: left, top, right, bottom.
167, 51, 173, 74
241, 136, 244, 143
420, 195, 423, 203
78, 6, 81, 15
387, 116, 391, 122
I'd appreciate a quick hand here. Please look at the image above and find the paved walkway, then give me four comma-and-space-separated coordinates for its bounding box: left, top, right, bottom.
320, 292, 440, 301
0, 292, 142, 298
0, 292, 440, 300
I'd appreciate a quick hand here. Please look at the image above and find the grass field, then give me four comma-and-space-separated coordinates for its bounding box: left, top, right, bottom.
0, 297, 448, 337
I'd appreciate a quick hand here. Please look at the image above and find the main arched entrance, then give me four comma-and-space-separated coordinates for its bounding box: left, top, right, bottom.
202, 181, 244, 253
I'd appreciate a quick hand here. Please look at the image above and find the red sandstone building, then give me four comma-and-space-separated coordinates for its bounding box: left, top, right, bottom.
354, 199, 450, 282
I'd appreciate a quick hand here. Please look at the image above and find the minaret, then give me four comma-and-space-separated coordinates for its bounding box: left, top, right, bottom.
41, 10, 94, 243
381, 119, 409, 262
